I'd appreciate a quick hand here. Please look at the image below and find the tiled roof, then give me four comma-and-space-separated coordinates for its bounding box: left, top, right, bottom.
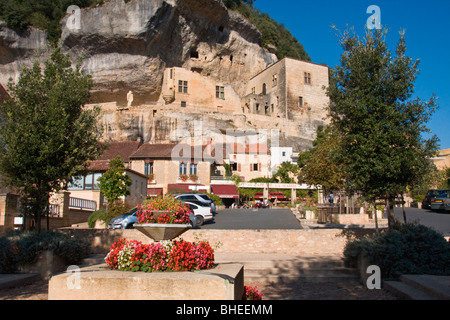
131, 143, 215, 161
97, 141, 142, 162
130, 142, 270, 162
86, 159, 147, 178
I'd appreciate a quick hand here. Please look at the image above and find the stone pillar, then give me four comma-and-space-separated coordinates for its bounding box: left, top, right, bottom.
263, 185, 269, 199
62, 192, 71, 217
291, 188, 296, 206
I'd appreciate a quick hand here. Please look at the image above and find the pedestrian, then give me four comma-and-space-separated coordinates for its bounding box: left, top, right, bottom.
329, 192, 334, 204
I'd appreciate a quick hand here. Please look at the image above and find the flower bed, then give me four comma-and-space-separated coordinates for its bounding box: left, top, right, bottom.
136, 197, 191, 225
105, 238, 215, 272
243, 286, 264, 300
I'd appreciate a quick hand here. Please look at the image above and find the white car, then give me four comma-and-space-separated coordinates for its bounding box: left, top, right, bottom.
174, 194, 216, 213
184, 201, 214, 226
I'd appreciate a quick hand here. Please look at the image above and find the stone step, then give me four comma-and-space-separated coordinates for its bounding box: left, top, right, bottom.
80, 254, 107, 266
384, 281, 437, 300
215, 253, 358, 284
244, 266, 356, 276
384, 275, 450, 300
400, 275, 450, 300
244, 272, 359, 284
215, 253, 346, 269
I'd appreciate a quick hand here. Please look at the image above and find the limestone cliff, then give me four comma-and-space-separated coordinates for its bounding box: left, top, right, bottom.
0, 0, 275, 105
0, 0, 323, 151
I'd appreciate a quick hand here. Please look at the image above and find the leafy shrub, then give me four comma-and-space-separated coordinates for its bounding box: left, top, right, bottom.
88, 201, 130, 228
343, 221, 450, 279
0, 231, 89, 273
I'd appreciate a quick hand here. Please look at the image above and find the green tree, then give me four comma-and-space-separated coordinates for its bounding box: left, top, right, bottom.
97, 156, 132, 204
326, 27, 439, 227
0, 48, 104, 232
298, 125, 345, 192
273, 161, 299, 183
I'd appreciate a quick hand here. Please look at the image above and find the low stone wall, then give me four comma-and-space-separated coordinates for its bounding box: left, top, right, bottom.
49, 263, 244, 300
59, 228, 377, 256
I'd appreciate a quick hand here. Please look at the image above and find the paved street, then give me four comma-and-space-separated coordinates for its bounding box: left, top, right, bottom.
200, 208, 302, 230
394, 207, 450, 237
198, 206, 450, 236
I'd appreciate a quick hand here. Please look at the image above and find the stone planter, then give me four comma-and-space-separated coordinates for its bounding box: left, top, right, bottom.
134, 223, 191, 241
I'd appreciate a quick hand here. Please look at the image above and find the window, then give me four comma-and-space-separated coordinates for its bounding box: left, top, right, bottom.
68, 173, 103, 191
262, 83, 267, 95
68, 176, 84, 190
181, 101, 186, 108
251, 87, 256, 94
299, 96, 303, 108
282, 151, 286, 157
190, 163, 198, 175
178, 80, 188, 93
251, 163, 260, 171
85, 174, 94, 190
216, 86, 225, 99
144, 161, 153, 176
304, 72, 311, 85
190, 50, 199, 59
230, 162, 238, 171
179, 162, 187, 175
272, 74, 278, 86
93, 173, 102, 190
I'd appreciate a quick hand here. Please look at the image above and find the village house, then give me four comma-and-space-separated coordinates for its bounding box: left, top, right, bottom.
129, 143, 215, 196
66, 141, 148, 209
159, 67, 242, 113
243, 57, 329, 122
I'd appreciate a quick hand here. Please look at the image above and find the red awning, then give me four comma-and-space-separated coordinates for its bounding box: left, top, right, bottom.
211, 185, 239, 199
147, 188, 163, 197
168, 184, 206, 193
255, 192, 287, 200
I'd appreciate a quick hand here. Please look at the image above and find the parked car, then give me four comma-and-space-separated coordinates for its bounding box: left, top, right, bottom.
183, 201, 214, 226
422, 189, 449, 210
430, 192, 449, 211
444, 196, 450, 213
108, 207, 197, 229
174, 193, 216, 213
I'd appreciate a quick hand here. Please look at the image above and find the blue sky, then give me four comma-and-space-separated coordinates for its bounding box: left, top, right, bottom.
253, 0, 450, 149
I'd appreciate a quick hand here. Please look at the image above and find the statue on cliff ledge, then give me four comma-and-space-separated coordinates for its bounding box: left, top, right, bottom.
127, 90, 134, 107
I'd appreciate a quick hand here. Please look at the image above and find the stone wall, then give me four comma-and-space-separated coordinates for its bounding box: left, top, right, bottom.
58, 228, 377, 256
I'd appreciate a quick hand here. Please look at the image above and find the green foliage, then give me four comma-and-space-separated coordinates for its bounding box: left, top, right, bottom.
0, 231, 90, 273
298, 126, 345, 192
327, 27, 439, 208
0, 0, 106, 43
88, 201, 130, 228
97, 156, 132, 203
0, 48, 104, 232
343, 221, 450, 279
273, 162, 299, 183
223, 0, 310, 61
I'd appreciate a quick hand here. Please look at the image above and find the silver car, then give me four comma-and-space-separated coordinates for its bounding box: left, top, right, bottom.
108, 207, 197, 229
174, 193, 216, 213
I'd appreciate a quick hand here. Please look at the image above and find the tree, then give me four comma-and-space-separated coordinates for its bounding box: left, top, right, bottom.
298, 125, 345, 192
326, 27, 439, 227
97, 156, 132, 204
273, 161, 299, 183
0, 48, 104, 232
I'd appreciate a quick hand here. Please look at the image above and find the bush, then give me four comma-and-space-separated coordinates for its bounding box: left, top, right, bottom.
88, 201, 130, 228
343, 221, 450, 279
0, 231, 90, 273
